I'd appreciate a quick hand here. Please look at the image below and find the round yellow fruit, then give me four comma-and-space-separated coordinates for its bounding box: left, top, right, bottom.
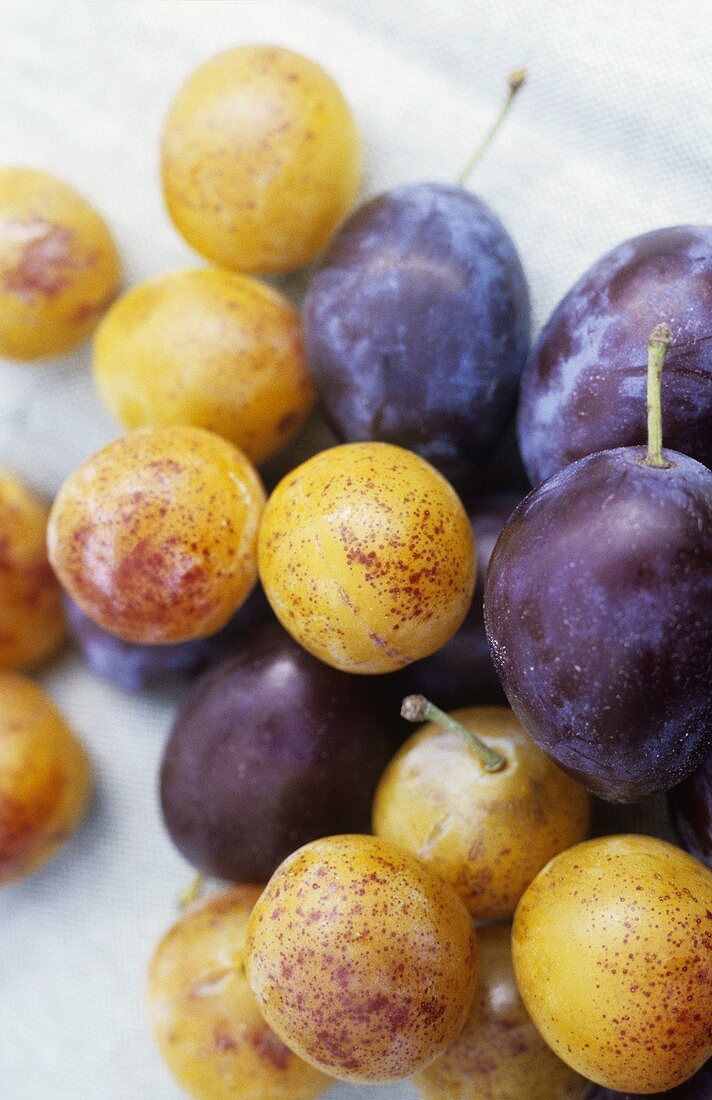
246, 834, 478, 1083
374, 706, 591, 921
47, 426, 265, 644
161, 45, 362, 274
93, 268, 314, 464
258, 442, 475, 673
0, 167, 120, 360
414, 923, 590, 1099
147, 886, 330, 1100
0, 469, 66, 671
0, 673, 91, 884
512, 834, 712, 1094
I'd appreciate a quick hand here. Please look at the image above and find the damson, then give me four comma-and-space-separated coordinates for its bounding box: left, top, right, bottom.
669, 752, 712, 869
303, 183, 530, 490
518, 226, 712, 485
160, 622, 394, 882
485, 447, 712, 801
64, 586, 269, 691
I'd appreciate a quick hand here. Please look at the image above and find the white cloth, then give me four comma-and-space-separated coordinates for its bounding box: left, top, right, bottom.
0, 1, 707, 1096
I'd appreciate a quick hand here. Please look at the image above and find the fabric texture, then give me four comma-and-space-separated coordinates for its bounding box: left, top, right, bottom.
0, 1, 708, 1096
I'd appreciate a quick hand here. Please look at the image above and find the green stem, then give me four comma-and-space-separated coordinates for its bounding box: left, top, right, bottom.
456, 69, 527, 186
645, 323, 673, 468
401, 694, 507, 772
178, 872, 205, 910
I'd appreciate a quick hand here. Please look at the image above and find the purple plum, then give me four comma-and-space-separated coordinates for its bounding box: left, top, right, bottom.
484, 446, 712, 802
463, 420, 531, 504
160, 621, 395, 882
64, 586, 270, 691
668, 752, 712, 869
303, 182, 530, 492
518, 226, 712, 486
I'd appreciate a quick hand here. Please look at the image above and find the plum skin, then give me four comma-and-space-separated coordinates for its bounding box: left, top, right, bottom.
258, 442, 475, 674
484, 446, 712, 802
303, 182, 531, 491
0, 167, 120, 360
146, 885, 331, 1100
414, 923, 589, 1100
512, 835, 712, 1093
47, 426, 266, 645
373, 705, 591, 921
161, 45, 362, 275
93, 268, 315, 465
0, 469, 66, 672
63, 586, 269, 691
395, 492, 520, 708
0, 673, 91, 883
518, 225, 712, 486
668, 752, 712, 869
160, 621, 395, 882
587, 1058, 711, 1098
245, 834, 478, 1084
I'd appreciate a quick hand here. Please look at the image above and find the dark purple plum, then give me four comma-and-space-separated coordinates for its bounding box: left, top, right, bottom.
64, 585, 270, 691
484, 446, 712, 802
668, 752, 712, 868
395, 492, 520, 709
587, 1058, 712, 1098
464, 420, 531, 504
303, 182, 531, 491
160, 620, 395, 882
518, 226, 712, 486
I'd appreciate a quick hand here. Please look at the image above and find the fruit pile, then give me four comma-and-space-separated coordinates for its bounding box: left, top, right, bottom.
1, 42, 710, 1100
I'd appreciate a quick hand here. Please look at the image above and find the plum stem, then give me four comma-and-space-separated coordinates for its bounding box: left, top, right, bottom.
401, 694, 506, 772
178, 872, 205, 910
645, 323, 673, 468
456, 69, 527, 186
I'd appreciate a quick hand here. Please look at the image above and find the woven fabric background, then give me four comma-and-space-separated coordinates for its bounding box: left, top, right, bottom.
0, 1, 708, 1097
